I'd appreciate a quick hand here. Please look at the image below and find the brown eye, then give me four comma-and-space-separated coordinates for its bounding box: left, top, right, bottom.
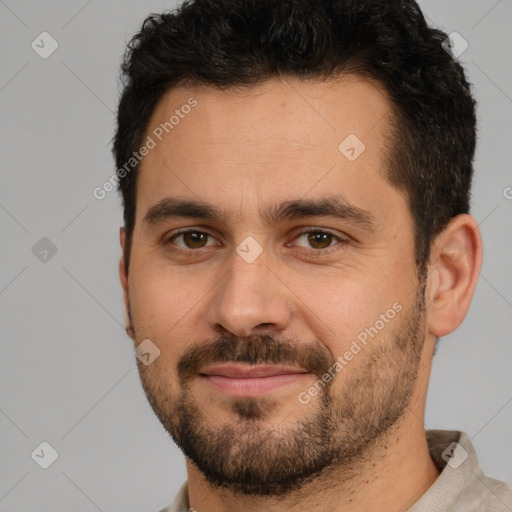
289, 229, 349, 254
181, 232, 209, 248
306, 231, 334, 249
168, 230, 216, 250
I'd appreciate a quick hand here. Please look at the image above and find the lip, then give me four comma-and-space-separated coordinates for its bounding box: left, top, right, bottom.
199, 364, 311, 396
201, 364, 309, 378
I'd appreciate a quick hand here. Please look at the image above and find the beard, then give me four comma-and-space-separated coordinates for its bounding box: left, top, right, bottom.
130, 282, 426, 497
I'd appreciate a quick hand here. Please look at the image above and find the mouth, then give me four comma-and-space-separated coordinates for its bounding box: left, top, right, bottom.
199, 364, 311, 396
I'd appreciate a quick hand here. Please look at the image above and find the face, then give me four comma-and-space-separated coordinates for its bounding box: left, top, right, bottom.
120, 76, 429, 495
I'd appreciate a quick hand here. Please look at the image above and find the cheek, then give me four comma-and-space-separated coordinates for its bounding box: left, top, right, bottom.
292, 269, 406, 356
128, 264, 197, 337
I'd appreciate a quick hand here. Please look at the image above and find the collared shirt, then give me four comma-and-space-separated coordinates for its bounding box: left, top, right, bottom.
159, 430, 512, 512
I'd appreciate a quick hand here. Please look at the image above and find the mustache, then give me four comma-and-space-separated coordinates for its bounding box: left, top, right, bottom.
177, 333, 335, 385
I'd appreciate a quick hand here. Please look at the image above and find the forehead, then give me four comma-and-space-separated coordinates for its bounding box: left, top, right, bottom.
146, 75, 391, 151
135, 75, 404, 226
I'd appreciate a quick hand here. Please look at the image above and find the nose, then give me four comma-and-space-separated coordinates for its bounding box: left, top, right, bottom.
206, 247, 293, 338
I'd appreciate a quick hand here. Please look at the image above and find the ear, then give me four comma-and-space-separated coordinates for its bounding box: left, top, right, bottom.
119, 227, 135, 340
426, 214, 483, 338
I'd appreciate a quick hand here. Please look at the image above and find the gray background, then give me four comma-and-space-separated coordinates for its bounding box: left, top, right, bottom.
0, 0, 511, 510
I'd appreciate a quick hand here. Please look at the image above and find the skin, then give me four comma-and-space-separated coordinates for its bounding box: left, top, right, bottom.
119, 75, 482, 511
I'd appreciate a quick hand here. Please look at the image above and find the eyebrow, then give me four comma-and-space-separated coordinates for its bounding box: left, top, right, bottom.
143, 195, 376, 230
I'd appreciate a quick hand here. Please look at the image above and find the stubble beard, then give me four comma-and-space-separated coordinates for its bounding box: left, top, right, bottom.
132, 283, 426, 497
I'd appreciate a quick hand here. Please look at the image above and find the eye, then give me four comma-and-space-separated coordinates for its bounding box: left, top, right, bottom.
292, 229, 347, 250
167, 229, 219, 250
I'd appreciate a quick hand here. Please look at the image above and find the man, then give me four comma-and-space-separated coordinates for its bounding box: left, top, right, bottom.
113, 0, 512, 510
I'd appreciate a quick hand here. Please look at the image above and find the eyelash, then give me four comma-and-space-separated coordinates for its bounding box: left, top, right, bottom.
163, 228, 348, 257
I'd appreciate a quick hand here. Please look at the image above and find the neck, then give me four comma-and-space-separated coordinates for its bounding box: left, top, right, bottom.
185, 414, 440, 512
